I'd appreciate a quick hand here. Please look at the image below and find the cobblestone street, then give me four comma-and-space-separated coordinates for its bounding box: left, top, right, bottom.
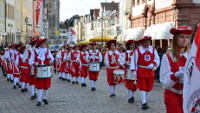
0, 70, 165, 113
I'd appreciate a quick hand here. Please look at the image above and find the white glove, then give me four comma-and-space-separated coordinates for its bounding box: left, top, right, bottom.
175, 70, 184, 78
146, 63, 154, 69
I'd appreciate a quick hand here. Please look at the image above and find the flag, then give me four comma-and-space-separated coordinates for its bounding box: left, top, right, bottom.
36, 0, 43, 25
183, 26, 200, 113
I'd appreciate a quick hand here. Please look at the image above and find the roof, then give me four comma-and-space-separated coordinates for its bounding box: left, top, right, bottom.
101, 2, 119, 12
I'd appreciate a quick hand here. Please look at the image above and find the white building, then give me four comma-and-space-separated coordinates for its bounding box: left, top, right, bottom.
0, 0, 6, 46
5, 0, 16, 44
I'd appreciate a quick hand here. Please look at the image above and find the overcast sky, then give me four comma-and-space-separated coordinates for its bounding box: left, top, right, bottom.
59, 0, 119, 22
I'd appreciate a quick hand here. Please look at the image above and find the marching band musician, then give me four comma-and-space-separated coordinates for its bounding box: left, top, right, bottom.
5, 44, 15, 82
19, 45, 29, 92
67, 44, 81, 84
104, 40, 120, 97
25, 38, 39, 100
160, 26, 192, 113
80, 44, 89, 87
125, 40, 137, 103
29, 38, 54, 106
88, 42, 102, 91
56, 45, 67, 80
65, 45, 72, 82
117, 46, 126, 84
0, 48, 7, 77
131, 36, 160, 110
12, 44, 22, 89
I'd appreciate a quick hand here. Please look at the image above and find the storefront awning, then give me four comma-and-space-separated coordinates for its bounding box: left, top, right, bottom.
77, 40, 90, 45
89, 36, 115, 42
122, 27, 145, 41
143, 22, 175, 40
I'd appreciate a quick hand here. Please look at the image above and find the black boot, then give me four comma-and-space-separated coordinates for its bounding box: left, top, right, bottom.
142, 103, 150, 110
13, 85, 16, 89
36, 102, 41, 106
21, 89, 25, 93
128, 97, 135, 103
75, 81, 79, 84
24, 88, 28, 92
91, 87, 96, 91
109, 93, 116, 97
31, 96, 35, 100
43, 99, 49, 105
72, 81, 75, 84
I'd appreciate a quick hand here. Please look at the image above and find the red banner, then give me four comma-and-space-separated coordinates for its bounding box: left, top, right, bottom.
36, 0, 43, 25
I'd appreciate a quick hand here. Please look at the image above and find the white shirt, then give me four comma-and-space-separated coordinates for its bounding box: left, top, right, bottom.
130, 46, 160, 70
104, 50, 120, 67
160, 52, 188, 88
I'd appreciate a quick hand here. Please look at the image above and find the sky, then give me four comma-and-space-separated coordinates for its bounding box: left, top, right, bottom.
59, 0, 119, 22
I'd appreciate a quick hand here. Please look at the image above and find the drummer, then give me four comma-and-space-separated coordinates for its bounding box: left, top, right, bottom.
104, 40, 120, 97
80, 44, 89, 87
132, 36, 160, 110
67, 44, 81, 84
88, 42, 102, 91
12, 43, 22, 89
56, 45, 67, 80
29, 38, 54, 106
125, 40, 137, 103
26, 37, 39, 100
19, 45, 29, 93
4, 44, 15, 82
117, 46, 126, 84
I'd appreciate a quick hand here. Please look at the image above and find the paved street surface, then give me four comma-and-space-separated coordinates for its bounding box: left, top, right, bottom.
0, 69, 165, 113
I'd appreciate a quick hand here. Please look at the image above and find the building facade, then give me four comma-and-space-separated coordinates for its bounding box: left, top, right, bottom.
129, 0, 200, 48
45, 0, 60, 39
5, 0, 15, 44
0, 0, 6, 45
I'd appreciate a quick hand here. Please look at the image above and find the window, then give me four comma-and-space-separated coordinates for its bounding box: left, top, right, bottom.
137, 0, 140, 5
132, 0, 135, 6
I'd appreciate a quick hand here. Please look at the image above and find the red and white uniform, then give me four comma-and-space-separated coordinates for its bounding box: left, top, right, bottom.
67, 50, 80, 79
80, 51, 89, 78
13, 50, 20, 78
104, 50, 120, 85
29, 47, 54, 89
19, 53, 30, 83
26, 46, 36, 86
88, 50, 102, 81
57, 50, 67, 73
125, 50, 137, 91
160, 52, 187, 113
0, 53, 7, 73
132, 46, 160, 91
4, 49, 14, 75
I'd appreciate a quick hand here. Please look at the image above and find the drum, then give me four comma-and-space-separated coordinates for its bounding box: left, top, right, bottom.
126, 70, 137, 80
30, 66, 35, 76
89, 62, 100, 72
36, 65, 54, 78
113, 69, 125, 84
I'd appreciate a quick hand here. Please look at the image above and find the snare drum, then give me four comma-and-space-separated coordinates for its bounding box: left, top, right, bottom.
36, 65, 54, 78
113, 69, 125, 84
126, 70, 137, 80
89, 62, 100, 72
